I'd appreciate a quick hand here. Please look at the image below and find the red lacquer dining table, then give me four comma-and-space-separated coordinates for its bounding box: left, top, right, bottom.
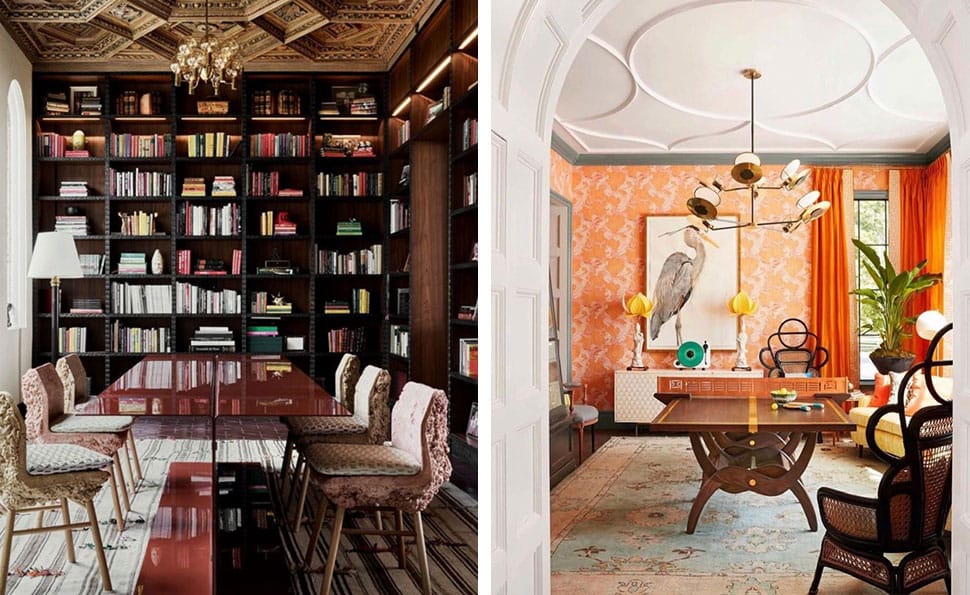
75, 354, 349, 594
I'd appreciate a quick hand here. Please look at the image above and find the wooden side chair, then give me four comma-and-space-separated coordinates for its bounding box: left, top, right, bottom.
280, 353, 361, 492
0, 391, 114, 592
301, 381, 451, 595
564, 381, 598, 463
56, 354, 143, 495
21, 363, 132, 530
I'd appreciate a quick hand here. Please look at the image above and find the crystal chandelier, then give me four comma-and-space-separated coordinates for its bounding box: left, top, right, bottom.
686, 68, 830, 233
170, 0, 242, 95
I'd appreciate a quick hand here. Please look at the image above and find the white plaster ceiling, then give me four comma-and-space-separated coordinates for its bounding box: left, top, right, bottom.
554, 0, 948, 156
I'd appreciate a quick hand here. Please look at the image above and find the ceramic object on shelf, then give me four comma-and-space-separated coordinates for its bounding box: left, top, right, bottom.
151, 249, 163, 275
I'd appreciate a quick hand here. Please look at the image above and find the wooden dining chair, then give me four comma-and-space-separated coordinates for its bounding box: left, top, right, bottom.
565, 381, 598, 463
0, 391, 114, 592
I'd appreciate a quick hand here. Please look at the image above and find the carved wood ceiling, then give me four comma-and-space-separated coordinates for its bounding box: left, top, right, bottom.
0, 0, 438, 71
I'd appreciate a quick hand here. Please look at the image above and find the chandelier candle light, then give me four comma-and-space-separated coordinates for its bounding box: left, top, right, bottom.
686, 69, 830, 233
728, 290, 758, 371
171, 0, 242, 95
623, 293, 654, 370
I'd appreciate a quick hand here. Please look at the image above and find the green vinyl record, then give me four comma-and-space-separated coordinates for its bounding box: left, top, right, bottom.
677, 341, 704, 368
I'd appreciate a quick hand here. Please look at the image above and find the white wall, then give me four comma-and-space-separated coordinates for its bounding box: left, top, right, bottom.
0, 26, 32, 396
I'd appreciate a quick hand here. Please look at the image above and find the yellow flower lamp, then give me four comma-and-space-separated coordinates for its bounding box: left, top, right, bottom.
622, 292, 654, 370
728, 290, 758, 370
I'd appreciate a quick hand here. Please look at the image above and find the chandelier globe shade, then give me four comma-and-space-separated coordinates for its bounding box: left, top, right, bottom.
170, 0, 242, 95
685, 68, 828, 234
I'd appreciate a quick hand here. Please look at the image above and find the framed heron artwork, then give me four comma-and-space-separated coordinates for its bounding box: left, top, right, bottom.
644, 214, 739, 350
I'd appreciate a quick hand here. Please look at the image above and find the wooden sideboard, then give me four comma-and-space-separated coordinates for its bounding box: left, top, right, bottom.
614, 368, 764, 426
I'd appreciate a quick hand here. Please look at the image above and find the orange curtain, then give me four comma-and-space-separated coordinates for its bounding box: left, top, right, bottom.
899, 153, 949, 358
810, 168, 851, 379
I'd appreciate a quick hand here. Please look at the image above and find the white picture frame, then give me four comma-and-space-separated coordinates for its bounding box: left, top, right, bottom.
644, 214, 739, 350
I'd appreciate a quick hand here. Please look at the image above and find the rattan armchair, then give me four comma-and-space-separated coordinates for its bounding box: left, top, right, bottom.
810, 324, 953, 595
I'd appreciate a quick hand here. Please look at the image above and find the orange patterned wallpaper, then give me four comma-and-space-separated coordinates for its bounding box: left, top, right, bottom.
555, 157, 897, 412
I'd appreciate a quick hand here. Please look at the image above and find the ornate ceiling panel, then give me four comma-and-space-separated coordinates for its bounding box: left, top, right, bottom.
0, 0, 437, 69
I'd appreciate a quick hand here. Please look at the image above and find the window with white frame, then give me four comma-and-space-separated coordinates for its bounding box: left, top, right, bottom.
854, 190, 889, 385
6, 79, 28, 329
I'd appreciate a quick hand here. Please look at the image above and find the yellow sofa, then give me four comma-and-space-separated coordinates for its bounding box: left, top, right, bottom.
850, 374, 953, 457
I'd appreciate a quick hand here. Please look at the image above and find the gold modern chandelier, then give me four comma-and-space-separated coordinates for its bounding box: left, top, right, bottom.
170, 0, 242, 95
687, 68, 830, 233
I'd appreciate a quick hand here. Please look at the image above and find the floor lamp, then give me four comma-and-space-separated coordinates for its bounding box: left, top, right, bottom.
27, 232, 83, 363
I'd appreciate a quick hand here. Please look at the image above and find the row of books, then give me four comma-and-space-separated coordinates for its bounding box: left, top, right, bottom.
181, 176, 236, 197
463, 172, 478, 206
316, 245, 382, 275
54, 215, 89, 236
396, 120, 411, 146
189, 326, 236, 353
175, 249, 242, 275
110, 133, 172, 158
326, 327, 366, 353
462, 117, 478, 151
59, 181, 89, 197
115, 91, 161, 116
249, 171, 303, 197
111, 322, 169, 353
322, 288, 371, 314
248, 133, 311, 157
259, 211, 297, 235
177, 202, 240, 236
459, 338, 479, 378
117, 210, 160, 236
185, 132, 234, 158
252, 89, 302, 116
111, 282, 173, 314
390, 324, 410, 358
176, 283, 241, 314
77, 95, 102, 116
251, 292, 293, 314
59, 327, 87, 353
70, 298, 102, 314
316, 172, 383, 196
110, 168, 173, 197
390, 200, 410, 233
38, 133, 90, 158
118, 252, 147, 275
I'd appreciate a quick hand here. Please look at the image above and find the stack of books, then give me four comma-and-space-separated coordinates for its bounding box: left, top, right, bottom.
279, 188, 304, 197
78, 96, 102, 116
350, 96, 377, 115
247, 320, 282, 353
70, 298, 102, 314
181, 177, 206, 196
45, 92, 69, 115
326, 291, 370, 315
117, 252, 147, 275
274, 212, 297, 235
351, 141, 375, 157
65, 148, 90, 158
324, 300, 351, 314
54, 215, 89, 235
78, 254, 105, 276
251, 292, 293, 314
212, 176, 236, 197
59, 181, 89, 197
318, 101, 339, 116
459, 338, 479, 377
336, 219, 362, 236
194, 258, 226, 275
189, 326, 235, 353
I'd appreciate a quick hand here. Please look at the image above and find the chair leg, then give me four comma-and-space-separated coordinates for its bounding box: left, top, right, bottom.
413, 511, 432, 595
396, 509, 407, 569
35, 508, 44, 528
107, 463, 126, 531
113, 453, 132, 514
280, 435, 295, 492
809, 563, 824, 594
304, 496, 329, 568
84, 499, 112, 592
288, 452, 305, 501
122, 441, 137, 498
128, 430, 143, 482
0, 508, 15, 593
375, 510, 384, 531
858, 444, 864, 457
590, 425, 596, 453
294, 470, 311, 530
321, 506, 345, 595
577, 425, 586, 464
60, 499, 75, 564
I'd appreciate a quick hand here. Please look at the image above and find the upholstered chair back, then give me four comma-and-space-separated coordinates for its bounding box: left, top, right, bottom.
334, 353, 361, 412
56, 354, 89, 412
390, 382, 452, 509
351, 365, 391, 443
21, 364, 64, 441
0, 391, 28, 490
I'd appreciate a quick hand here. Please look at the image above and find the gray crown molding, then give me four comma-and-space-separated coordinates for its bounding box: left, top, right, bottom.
551, 132, 951, 167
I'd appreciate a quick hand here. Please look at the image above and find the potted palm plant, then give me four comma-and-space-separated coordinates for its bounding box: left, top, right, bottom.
851, 238, 941, 374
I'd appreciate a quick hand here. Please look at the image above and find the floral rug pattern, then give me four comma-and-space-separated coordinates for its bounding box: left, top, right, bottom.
551, 436, 948, 594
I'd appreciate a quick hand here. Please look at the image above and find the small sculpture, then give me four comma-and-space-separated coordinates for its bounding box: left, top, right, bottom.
272, 293, 289, 307
622, 293, 654, 370
151, 249, 163, 275
728, 291, 757, 370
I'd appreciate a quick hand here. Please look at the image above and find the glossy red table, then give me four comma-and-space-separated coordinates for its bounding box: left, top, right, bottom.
76, 355, 349, 594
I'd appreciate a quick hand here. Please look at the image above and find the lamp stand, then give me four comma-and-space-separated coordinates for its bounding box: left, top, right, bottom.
732, 315, 751, 371
50, 276, 61, 364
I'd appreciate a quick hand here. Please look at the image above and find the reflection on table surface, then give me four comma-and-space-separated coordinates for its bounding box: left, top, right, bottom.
77, 354, 349, 417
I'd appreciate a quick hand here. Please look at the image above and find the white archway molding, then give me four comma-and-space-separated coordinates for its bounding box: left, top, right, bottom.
492, 0, 970, 593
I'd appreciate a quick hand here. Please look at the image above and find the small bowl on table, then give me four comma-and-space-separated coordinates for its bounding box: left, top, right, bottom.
770, 389, 797, 404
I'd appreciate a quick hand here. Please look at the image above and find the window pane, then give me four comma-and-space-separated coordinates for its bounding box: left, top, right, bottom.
854, 193, 888, 384
857, 200, 887, 245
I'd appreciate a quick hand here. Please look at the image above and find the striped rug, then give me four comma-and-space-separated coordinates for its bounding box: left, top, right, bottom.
4, 438, 478, 594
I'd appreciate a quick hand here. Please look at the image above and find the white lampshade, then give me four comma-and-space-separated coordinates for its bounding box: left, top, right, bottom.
27, 232, 83, 280
916, 310, 947, 340
734, 152, 761, 166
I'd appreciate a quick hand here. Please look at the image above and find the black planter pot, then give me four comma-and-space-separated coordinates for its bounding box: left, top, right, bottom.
869, 353, 915, 375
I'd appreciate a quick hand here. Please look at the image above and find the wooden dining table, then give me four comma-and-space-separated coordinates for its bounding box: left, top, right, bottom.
75, 354, 350, 594
649, 393, 854, 534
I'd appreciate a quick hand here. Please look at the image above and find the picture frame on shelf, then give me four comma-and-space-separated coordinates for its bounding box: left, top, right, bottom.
68, 86, 97, 115
331, 85, 358, 114
466, 402, 478, 438
396, 288, 411, 316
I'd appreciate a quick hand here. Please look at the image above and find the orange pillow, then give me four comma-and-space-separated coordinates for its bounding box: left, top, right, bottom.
869, 373, 892, 407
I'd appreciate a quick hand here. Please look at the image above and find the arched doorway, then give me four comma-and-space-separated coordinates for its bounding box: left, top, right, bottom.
491, 1, 969, 592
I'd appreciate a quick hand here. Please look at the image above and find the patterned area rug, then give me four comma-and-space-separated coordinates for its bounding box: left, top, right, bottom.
5, 438, 478, 594
551, 436, 948, 594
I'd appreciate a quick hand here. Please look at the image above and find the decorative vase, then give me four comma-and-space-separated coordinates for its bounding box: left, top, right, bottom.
869, 353, 915, 375
151, 249, 163, 275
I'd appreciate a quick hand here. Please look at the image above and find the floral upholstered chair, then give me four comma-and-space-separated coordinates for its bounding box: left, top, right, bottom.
286, 364, 391, 528
279, 353, 360, 491
22, 363, 133, 530
300, 381, 451, 595
0, 391, 114, 592
56, 354, 143, 495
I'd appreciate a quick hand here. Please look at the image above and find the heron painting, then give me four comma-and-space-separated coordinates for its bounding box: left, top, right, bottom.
644, 215, 739, 350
